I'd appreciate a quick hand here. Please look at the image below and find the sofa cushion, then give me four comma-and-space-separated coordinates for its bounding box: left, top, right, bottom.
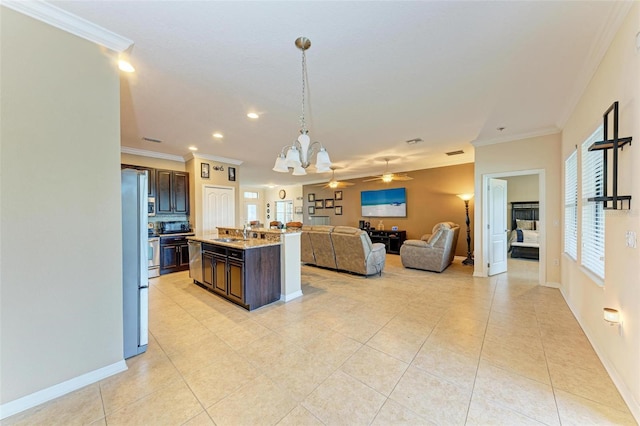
404, 239, 429, 248
309, 225, 335, 232
332, 226, 360, 235
307, 229, 337, 268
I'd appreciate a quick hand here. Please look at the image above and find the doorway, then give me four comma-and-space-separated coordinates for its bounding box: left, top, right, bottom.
481, 169, 545, 285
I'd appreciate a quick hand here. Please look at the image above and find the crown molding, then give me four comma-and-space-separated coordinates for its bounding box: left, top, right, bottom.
2, 0, 133, 52
121, 147, 185, 163
184, 152, 243, 166
120, 147, 244, 166
471, 127, 560, 148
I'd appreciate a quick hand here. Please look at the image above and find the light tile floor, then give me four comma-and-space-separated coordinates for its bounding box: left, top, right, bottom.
5, 256, 637, 425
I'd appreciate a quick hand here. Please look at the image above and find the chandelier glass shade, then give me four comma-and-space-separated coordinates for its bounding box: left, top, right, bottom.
273, 37, 331, 176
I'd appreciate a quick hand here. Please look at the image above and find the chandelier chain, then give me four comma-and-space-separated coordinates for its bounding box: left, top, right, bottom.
300, 46, 307, 134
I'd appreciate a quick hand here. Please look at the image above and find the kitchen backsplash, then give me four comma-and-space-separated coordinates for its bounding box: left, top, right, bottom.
149, 215, 190, 232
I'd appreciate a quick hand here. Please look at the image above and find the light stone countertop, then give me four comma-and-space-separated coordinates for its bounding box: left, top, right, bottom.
187, 233, 281, 250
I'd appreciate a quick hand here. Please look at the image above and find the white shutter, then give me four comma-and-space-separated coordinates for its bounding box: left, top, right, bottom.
564, 151, 577, 260
581, 127, 605, 279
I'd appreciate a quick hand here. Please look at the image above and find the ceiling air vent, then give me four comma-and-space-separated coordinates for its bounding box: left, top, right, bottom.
446, 150, 464, 156
142, 137, 162, 143
405, 138, 423, 145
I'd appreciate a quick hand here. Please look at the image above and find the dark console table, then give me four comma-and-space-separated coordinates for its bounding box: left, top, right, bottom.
368, 230, 406, 254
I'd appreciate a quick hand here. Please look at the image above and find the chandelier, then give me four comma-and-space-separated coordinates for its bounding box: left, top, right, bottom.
273, 37, 331, 176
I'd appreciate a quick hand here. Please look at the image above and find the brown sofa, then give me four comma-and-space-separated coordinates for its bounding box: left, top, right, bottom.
399, 222, 460, 272
301, 225, 386, 276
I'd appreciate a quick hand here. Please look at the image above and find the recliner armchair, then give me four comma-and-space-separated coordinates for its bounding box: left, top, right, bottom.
399, 222, 460, 272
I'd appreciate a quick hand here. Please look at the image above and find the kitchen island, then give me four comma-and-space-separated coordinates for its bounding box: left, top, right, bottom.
188, 227, 302, 310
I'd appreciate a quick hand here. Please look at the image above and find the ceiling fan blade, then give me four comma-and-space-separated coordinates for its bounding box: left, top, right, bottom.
392, 175, 414, 181
334, 181, 355, 188
363, 177, 382, 182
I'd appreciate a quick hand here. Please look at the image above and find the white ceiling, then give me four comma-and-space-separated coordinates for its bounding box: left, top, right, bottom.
49, 1, 629, 186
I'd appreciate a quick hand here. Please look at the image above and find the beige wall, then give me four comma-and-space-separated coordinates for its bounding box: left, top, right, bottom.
1, 8, 123, 405
302, 163, 474, 257
474, 133, 561, 284
560, 4, 639, 417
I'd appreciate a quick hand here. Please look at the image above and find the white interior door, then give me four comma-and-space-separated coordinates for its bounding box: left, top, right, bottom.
203, 186, 235, 233
488, 178, 508, 276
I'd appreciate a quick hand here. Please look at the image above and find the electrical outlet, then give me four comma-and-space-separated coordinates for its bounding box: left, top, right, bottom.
626, 231, 637, 248
553, 259, 559, 266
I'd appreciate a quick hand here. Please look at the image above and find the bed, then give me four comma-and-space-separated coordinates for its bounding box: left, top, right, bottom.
509, 201, 540, 260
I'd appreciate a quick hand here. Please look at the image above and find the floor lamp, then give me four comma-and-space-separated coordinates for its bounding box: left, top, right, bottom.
457, 194, 474, 265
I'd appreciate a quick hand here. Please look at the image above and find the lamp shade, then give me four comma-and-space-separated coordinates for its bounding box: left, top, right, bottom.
457, 193, 474, 201
315, 148, 331, 171
272, 154, 289, 172
285, 146, 302, 168
292, 165, 307, 176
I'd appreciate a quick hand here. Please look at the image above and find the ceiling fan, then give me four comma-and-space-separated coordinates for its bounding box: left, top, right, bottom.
314, 166, 355, 189
363, 158, 414, 183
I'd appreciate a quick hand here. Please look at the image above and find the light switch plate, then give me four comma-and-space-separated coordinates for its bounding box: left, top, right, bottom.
626, 231, 637, 248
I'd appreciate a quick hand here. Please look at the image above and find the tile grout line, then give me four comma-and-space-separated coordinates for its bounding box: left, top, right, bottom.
534, 296, 564, 426
147, 279, 219, 424
462, 274, 498, 425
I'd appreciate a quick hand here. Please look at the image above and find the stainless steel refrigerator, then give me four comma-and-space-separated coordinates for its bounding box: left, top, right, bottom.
121, 169, 149, 359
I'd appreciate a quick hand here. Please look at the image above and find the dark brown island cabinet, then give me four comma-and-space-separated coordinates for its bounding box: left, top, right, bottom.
200, 243, 281, 310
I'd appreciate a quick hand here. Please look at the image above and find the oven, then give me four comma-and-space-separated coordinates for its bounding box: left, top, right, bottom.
148, 237, 160, 278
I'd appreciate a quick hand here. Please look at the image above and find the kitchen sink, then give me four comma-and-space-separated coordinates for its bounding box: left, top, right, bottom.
214, 238, 237, 242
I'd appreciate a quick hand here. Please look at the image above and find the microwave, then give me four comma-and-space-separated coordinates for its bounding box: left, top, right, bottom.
148, 197, 156, 216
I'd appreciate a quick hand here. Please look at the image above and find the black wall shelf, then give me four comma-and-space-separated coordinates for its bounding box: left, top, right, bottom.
587, 101, 632, 210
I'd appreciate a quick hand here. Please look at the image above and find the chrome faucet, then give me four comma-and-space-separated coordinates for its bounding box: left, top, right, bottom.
242, 224, 249, 240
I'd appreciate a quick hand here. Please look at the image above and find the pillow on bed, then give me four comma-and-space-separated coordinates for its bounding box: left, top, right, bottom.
515, 229, 538, 243
516, 219, 535, 230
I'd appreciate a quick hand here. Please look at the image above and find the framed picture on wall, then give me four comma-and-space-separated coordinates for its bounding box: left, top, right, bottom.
325, 199, 334, 208
335, 206, 342, 215
308, 206, 315, 215
228, 167, 236, 181
201, 163, 210, 179
315, 200, 324, 209
308, 193, 316, 202
334, 190, 343, 200
295, 206, 303, 214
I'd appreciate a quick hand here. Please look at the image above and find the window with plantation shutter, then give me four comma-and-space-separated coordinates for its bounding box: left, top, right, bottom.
564, 151, 577, 260
581, 127, 605, 280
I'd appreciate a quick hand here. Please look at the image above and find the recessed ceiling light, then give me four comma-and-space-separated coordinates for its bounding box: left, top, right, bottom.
118, 59, 135, 73
212, 132, 223, 139
188, 146, 198, 151
247, 112, 259, 119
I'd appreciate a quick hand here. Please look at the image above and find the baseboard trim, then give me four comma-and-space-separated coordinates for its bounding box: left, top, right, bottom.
559, 287, 640, 423
280, 290, 303, 302
0, 360, 127, 420
543, 281, 561, 288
